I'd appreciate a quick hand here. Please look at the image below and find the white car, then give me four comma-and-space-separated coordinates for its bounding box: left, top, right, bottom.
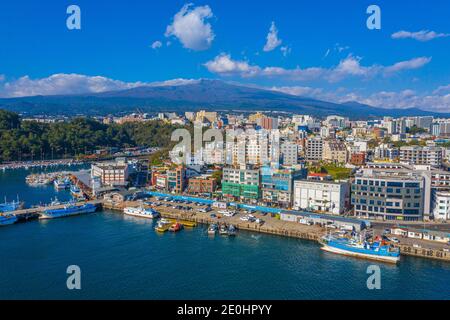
240, 216, 249, 221
389, 237, 400, 243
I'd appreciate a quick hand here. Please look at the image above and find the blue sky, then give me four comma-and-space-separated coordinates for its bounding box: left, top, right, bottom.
0, 0, 449, 111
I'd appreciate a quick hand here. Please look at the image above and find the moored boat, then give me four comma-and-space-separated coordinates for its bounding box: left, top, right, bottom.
123, 206, 160, 219
155, 219, 171, 232
54, 178, 71, 190
208, 223, 218, 235
0, 196, 24, 213
169, 222, 183, 232
0, 213, 18, 226
319, 234, 400, 264
39, 202, 97, 219
227, 224, 237, 236
219, 224, 228, 235
70, 185, 84, 199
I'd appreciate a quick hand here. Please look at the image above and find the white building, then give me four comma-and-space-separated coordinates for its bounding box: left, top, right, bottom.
91, 158, 129, 187
399, 146, 443, 167
432, 191, 450, 221
293, 180, 349, 215
280, 142, 298, 165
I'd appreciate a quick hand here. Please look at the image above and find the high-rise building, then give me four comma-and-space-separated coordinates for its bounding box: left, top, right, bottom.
280, 142, 298, 165
260, 117, 279, 130
306, 137, 323, 161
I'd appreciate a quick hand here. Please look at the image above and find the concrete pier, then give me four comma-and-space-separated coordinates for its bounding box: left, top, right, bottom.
5, 200, 103, 220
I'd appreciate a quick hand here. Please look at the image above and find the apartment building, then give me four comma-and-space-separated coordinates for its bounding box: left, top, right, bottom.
350, 152, 366, 166
187, 175, 217, 195
322, 140, 348, 164
260, 166, 307, 208
432, 191, 450, 221
399, 146, 443, 167
222, 166, 260, 200
306, 137, 323, 161
91, 158, 129, 187
280, 142, 298, 166
167, 166, 186, 193
260, 117, 279, 130
293, 179, 349, 215
374, 144, 399, 161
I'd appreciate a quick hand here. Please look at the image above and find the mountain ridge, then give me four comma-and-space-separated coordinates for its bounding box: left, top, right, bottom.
0, 79, 446, 119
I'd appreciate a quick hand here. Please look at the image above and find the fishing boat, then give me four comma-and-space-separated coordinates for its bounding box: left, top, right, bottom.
54, 178, 71, 190
39, 202, 97, 219
207, 223, 218, 235
169, 222, 183, 232
0, 213, 18, 226
155, 219, 171, 233
219, 224, 228, 235
179, 220, 196, 228
227, 224, 237, 236
0, 196, 24, 213
48, 197, 61, 206
70, 185, 84, 199
319, 233, 400, 264
123, 206, 160, 219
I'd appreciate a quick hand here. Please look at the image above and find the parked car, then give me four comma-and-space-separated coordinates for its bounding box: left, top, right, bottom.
389, 237, 400, 243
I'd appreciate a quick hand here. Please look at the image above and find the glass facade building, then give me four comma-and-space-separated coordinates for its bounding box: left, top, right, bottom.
352, 174, 424, 221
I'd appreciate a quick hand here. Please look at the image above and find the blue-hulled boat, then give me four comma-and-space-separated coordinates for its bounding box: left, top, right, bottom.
0, 213, 18, 226
319, 234, 400, 264
39, 202, 97, 219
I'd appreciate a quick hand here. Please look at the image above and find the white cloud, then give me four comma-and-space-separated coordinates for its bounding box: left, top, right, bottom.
204, 53, 431, 82
263, 22, 282, 52
392, 30, 450, 42
383, 56, 432, 74
0, 74, 200, 98
151, 41, 162, 49
271, 86, 324, 97
0, 74, 145, 97
203, 53, 260, 76
165, 4, 215, 51
148, 78, 200, 87
433, 84, 450, 95
270, 84, 450, 112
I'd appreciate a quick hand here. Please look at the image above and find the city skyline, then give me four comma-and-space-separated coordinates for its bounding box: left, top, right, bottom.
0, 0, 449, 112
